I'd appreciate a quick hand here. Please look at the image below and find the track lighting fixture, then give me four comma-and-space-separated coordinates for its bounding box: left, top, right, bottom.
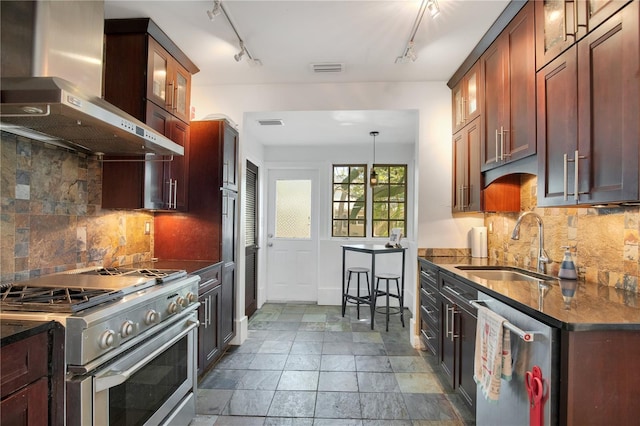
426, 0, 440, 18
369, 131, 379, 187
396, 0, 439, 63
207, 0, 262, 66
234, 42, 245, 62
206, 0, 222, 21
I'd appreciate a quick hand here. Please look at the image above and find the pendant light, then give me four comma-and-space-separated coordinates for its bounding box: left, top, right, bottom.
369, 131, 379, 187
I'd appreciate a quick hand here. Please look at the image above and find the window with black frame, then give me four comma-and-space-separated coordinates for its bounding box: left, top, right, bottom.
332, 164, 407, 238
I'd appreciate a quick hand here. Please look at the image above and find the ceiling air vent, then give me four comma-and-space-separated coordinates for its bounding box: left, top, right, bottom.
257, 119, 284, 126
311, 63, 344, 73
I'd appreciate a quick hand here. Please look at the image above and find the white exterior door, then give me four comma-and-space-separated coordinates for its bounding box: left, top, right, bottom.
266, 169, 318, 302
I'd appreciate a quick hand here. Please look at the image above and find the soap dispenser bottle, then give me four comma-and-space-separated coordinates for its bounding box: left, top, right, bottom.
558, 246, 577, 280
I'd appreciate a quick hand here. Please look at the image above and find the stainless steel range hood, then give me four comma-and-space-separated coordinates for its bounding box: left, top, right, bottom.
0, 0, 184, 157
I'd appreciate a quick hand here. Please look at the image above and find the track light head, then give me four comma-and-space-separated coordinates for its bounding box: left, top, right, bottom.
234, 42, 246, 62
207, 0, 222, 21
426, 0, 440, 18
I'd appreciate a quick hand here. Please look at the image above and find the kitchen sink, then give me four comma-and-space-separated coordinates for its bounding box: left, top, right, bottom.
455, 266, 556, 282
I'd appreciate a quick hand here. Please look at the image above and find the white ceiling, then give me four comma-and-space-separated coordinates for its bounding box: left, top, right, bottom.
103, 0, 510, 146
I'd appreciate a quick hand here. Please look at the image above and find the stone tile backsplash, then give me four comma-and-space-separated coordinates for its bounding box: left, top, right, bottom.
485, 174, 639, 293
1, 133, 154, 283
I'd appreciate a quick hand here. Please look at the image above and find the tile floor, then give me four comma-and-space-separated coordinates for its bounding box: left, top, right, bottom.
191, 303, 475, 426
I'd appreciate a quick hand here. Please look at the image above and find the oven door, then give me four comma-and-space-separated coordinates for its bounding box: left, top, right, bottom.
68, 311, 198, 426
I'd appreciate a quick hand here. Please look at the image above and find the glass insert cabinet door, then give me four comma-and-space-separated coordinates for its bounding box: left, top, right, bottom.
151, 50, 168, 103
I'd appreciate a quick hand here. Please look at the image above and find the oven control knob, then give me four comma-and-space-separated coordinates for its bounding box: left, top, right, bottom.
168, 302, 179, 314
185, 292, 196, 305
144, 309, 159, 325
176, 296, 188, 308
120, 320, 135, 338
98, 330, 116, 349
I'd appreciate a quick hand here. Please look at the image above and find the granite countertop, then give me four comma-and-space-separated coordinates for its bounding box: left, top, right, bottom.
1, 319, 57, 346
419, 256, 640, 331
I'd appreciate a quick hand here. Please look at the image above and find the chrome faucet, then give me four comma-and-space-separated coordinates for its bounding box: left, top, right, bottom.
511, 211, 549, 274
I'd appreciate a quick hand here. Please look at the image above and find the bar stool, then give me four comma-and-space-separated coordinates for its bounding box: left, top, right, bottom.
374, 272, 405, 331
343, 267, 371, 319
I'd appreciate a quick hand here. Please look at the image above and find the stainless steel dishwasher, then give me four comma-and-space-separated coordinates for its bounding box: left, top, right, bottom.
474, 291, 560, 426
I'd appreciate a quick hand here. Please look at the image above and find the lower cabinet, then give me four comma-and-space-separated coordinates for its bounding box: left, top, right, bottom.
0, 321, 64, 426
439, 273, 478, 411
196, 262, 224, 377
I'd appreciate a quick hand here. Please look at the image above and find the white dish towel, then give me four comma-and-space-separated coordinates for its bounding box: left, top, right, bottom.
474, 306, 512, 402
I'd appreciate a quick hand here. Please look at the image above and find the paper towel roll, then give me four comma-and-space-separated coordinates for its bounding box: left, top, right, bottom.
471, 226, 488, 258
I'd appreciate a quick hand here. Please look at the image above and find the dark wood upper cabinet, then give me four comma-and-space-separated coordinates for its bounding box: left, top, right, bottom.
101, 18, 198, 211
538, 1, 639, 206
481, 1, 536, 172
535, 0, 631, 70
452, 61, 482, 134
452, 118, 481, 212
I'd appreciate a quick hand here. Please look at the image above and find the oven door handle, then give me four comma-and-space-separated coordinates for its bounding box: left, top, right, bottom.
94, 319, 199, 392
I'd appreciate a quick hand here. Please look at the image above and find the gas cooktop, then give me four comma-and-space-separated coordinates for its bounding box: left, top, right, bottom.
0, 267, 187, 313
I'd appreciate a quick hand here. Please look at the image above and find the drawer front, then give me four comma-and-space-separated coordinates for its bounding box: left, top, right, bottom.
196, 262, 223, 294
0, 332, 48, 398
420, 310, 439, 356
420, 265, 438, 288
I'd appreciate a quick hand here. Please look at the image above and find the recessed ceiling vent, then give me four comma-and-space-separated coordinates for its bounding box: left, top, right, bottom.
311, 63, 344, 73
257, 119, 284, 126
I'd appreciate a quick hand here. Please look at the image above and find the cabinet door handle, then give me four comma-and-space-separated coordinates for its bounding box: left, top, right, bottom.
450, 306, 459, 341
173, 84, 178, 111
495, 129, 500, 163
502, 127, 510, 158
445, 304, 451, 339
173, 180, 178, 208
168, 179, 174, 209
563, 153, 569, 200
167, 81, 174, 109
203, 297, 209, 328
574, 150, 579, 201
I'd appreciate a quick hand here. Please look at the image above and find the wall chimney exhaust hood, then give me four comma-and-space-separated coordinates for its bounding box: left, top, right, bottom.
0, 1, 184, 157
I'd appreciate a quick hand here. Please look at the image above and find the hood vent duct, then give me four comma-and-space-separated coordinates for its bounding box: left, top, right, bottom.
0, 0, 184, 157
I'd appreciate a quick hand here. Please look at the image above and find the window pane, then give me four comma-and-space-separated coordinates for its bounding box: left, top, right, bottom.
351, 167, 365, 184
334, 167, 349, 183
333, 201, 349, 219
372, 220, 389, 237
390, 166, 406, 184
350, 201, 365, 219
275, 180, 311, 239
389, 202, 404, 219
373, 202, 388, 220
376, 167, 389, 184
373, 185, 389, 201
349, 220, 365, 236
350, 183, 365, 201
389, 185, 405, 201
333, 220, 348, 236
333, 184, 347, 201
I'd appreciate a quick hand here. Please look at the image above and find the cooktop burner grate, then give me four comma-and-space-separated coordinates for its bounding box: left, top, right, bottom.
0, 284, 123, 313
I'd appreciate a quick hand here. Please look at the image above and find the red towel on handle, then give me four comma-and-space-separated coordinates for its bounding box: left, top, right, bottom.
474, 306, 512, 401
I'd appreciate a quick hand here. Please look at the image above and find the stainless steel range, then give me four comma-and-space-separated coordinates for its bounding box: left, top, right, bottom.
0, 267, 200, 426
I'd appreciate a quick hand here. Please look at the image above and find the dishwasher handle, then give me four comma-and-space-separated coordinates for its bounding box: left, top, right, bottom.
470, 300, 535, 342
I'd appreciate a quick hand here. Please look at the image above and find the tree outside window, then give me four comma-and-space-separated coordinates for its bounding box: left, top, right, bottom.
332, 165, 367, 237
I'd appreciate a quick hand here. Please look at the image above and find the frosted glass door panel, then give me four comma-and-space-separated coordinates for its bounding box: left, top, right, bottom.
275, 180, 311, 239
